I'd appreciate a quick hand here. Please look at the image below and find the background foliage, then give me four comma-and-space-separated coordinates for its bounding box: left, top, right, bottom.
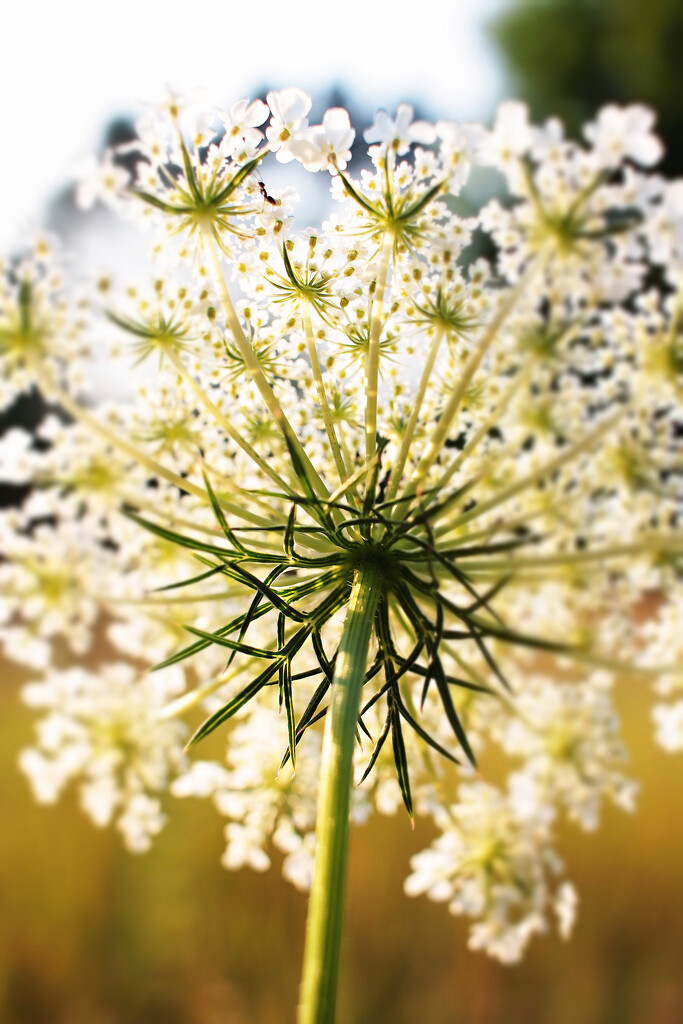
488, 0, 683, 174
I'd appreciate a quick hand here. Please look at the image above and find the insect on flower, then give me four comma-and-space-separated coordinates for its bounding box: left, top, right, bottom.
254, 169, 281, 208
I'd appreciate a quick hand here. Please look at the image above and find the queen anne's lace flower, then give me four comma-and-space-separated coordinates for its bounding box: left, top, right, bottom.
479, 100, 532, 170
289, 108, 355, 173
583, 104, 664, 169
364, 103, 436, 155
404, 782, 576, 963
266, 87, 313, 163
652, 702, 683, 752
221, 97, 270, 158
496, 676, 638, 830
2, 90, 682, 968
19, 663, 187, 851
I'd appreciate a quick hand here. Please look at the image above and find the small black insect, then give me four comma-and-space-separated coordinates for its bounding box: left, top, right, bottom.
254, 170, 280, 207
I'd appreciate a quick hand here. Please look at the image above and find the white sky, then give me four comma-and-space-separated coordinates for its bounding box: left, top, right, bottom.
1, 0, 504, 243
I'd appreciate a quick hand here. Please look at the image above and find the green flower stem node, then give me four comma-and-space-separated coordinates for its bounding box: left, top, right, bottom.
297, 562, 383, 1024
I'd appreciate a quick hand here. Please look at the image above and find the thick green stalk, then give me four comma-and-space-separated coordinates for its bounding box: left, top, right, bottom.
297, 562, 382, 1024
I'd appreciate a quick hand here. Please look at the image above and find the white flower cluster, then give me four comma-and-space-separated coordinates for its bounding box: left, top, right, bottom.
643, 593, 683, 751
1, 88, 682, 962
404, 782, 578, 964
171, 704, 324, 889
19, 662, 186, 851
494, 672, 639, 831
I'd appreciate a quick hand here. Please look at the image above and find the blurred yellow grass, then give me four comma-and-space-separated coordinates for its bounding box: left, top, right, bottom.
2, 659, 682, 1024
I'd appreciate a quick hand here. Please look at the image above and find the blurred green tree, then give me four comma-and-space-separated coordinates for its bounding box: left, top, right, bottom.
488, 0, 683, 174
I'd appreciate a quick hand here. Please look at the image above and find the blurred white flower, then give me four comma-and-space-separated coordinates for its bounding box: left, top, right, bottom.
363, 103, 436, 154
584, 104, 663, 168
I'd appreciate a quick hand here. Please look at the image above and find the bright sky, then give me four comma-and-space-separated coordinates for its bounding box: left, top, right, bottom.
1, 0, 504, 243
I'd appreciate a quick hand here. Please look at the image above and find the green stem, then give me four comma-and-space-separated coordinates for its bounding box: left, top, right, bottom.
426, 359, 532, 502
166, 349, 293, 493
450, 407, 625, 530
385, 324, 446, 508
159, 649, 275, 721
453, 536, 681, 573
33, 370, 267, 526
302, 303, 350, 489
297, 562, 382, 1024
365, 231, 393, 467
398, 257, 542, 515
203, 229, 329, 499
